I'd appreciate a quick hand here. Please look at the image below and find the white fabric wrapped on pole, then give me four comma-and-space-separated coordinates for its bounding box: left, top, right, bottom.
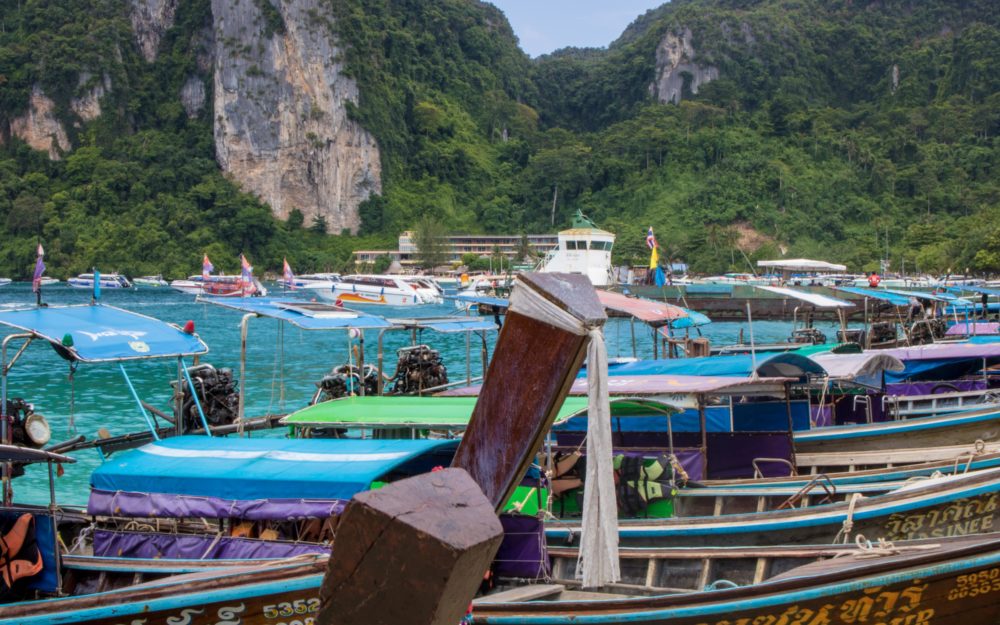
508, 278, 619, 588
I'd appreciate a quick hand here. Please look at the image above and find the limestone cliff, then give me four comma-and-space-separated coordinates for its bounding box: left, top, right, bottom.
649, 28, 719, 104
7, 87, 71, 160
211, 0, 381, 234
129, 0, 179, 62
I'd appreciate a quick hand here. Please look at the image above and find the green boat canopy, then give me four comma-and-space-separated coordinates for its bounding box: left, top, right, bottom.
281, 395, 679, 430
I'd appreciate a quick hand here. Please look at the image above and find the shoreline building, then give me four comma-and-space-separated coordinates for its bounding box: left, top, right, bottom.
353, 232, 558, 267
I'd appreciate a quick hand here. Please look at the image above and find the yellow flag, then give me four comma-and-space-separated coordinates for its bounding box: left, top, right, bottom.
649, 245, 659, 269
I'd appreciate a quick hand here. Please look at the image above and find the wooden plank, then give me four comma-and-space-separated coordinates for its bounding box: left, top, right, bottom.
317, 468, 503, 625
474, 584, 565, 604
452, 273, 606, 511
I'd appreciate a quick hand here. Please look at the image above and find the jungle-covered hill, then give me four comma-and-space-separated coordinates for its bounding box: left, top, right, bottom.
0, 0, 998, 278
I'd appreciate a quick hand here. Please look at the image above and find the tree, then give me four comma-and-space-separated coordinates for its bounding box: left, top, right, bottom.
287, 209, 305, 230
310, 215, 328, 234
411, 216, 449, 270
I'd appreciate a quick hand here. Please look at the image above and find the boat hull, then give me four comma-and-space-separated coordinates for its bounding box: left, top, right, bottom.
547, 468, 1000, 548
1, 558, 326, 625
475, 534, 1000, 624
795, 406, 1000, 454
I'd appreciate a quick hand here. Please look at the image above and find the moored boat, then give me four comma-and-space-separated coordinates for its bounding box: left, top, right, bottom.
132, 274, 169, 287
67, 272, 131, 289
326, 274, 436, 305
169, 274, 267, 297
0, 278, 11, 287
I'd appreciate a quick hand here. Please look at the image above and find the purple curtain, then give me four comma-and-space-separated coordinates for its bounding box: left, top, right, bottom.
93, 529, 330, 560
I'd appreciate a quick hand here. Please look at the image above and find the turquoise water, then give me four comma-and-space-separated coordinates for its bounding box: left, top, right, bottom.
0, 282, 836, 507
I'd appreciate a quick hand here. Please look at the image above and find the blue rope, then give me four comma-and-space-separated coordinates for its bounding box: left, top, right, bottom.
180, 358, 212, 436
119, 364, 159, 441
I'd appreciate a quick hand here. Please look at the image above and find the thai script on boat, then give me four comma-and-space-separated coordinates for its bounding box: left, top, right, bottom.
694, 580, 931, 625
884, 493, 998, 540
948, 567, 1000, 601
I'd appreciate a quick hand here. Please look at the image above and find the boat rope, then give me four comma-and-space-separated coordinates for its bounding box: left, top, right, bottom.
834, 492, 865, 544
199, 532, 223, 560
704, 579, 740, 591
509, 280, 619, 588
67, 523, 95, 554
954, 439, 988, 475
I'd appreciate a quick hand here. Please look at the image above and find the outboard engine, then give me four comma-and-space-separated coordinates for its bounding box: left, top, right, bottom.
172, 364, 239, 432
789, 328, 826, 345
315, 364, 380, 402
388, 345, 448, 395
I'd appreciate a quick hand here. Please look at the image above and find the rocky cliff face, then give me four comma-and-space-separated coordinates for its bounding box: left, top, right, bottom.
129, 0, 179, 62
211, 0, 381, 234
7, 87, 71, 160
649, 28, 719, 104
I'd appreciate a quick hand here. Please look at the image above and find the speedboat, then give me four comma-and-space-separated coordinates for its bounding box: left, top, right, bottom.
67, 273, 132, 289
0, 278, 10, 287
396, 275, 444, 303
133, 275, 169, 287
327, 274, 433, 305
293, 272, 341, 291
38, 277, 60, 286
170, 275, 267, 297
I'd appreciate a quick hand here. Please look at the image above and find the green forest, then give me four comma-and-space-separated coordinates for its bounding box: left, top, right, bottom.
0, 0, 999, 278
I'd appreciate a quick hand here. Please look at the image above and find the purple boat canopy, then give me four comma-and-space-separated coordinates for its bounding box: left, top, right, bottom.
881, 341, 1000, 362
946, 322, 1000, 337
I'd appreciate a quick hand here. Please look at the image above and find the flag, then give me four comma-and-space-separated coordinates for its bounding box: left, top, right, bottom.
646, 227, 659, 268
202, 254, 214, 279
283, 258, 295, 290
240, 254, 253, 284
31, 243, 45, 293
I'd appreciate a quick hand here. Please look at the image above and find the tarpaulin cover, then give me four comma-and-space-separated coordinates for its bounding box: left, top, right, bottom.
882, 288, 970, 305
441, 375, 795, 397
595, 353, 825, 379
552, 406, 733, 433
0, 304, 208, 362
595, 290, 688, 326
199, 297, 393, 329
386, 317, 497, 333
88, 436, 459, 518
809, 352, 904, 383
946, 322, 1000, 336
755, 286, 854, 308
284, 395, 592, 429
834, 286, 912, 306
706, 433, 794, 479
92, 529, 329, 560
946, 285, 1000, 297
451, 294, 510, 308
87, 489, 348, 520
880, 342, 1000, 382
886, 379, 987, 396
494, 514, 549, 578
757, 259, 847, 272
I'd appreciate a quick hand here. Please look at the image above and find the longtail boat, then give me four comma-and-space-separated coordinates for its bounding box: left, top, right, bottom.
472, 533, 1000, 624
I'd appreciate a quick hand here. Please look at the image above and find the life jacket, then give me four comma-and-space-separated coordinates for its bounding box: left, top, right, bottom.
0, 513, 43, 592
614, 454, 678, 517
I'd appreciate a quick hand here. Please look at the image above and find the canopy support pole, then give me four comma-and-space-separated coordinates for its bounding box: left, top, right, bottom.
377, 329, 387, 395
119, 364, 160, 441
174, 357, 184, 435
180, 357, 211, 435
47, 460, 63, 595
358, 329, 365, 397
1, 333, 32, 506
237, 313, 256, 434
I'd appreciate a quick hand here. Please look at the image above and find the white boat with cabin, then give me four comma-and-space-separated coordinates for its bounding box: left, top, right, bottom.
68, 273, 132, 289
537, 210, 614, 286
133, 275, 169, 287
326, 274, 432, 306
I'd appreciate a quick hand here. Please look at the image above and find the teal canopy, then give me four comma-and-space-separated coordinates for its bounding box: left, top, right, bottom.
0, 304, 208, 362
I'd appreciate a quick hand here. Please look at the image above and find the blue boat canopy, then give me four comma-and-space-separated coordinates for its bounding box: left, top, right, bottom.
450, 294, 510, 308
0, 304, 208, 362
946, 285, 1000, 297
600, 352, 826, 379
88, 436, 459, 520
198, 297, 393, 330
834, 286, 912, 307
387, 317, 497, 333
